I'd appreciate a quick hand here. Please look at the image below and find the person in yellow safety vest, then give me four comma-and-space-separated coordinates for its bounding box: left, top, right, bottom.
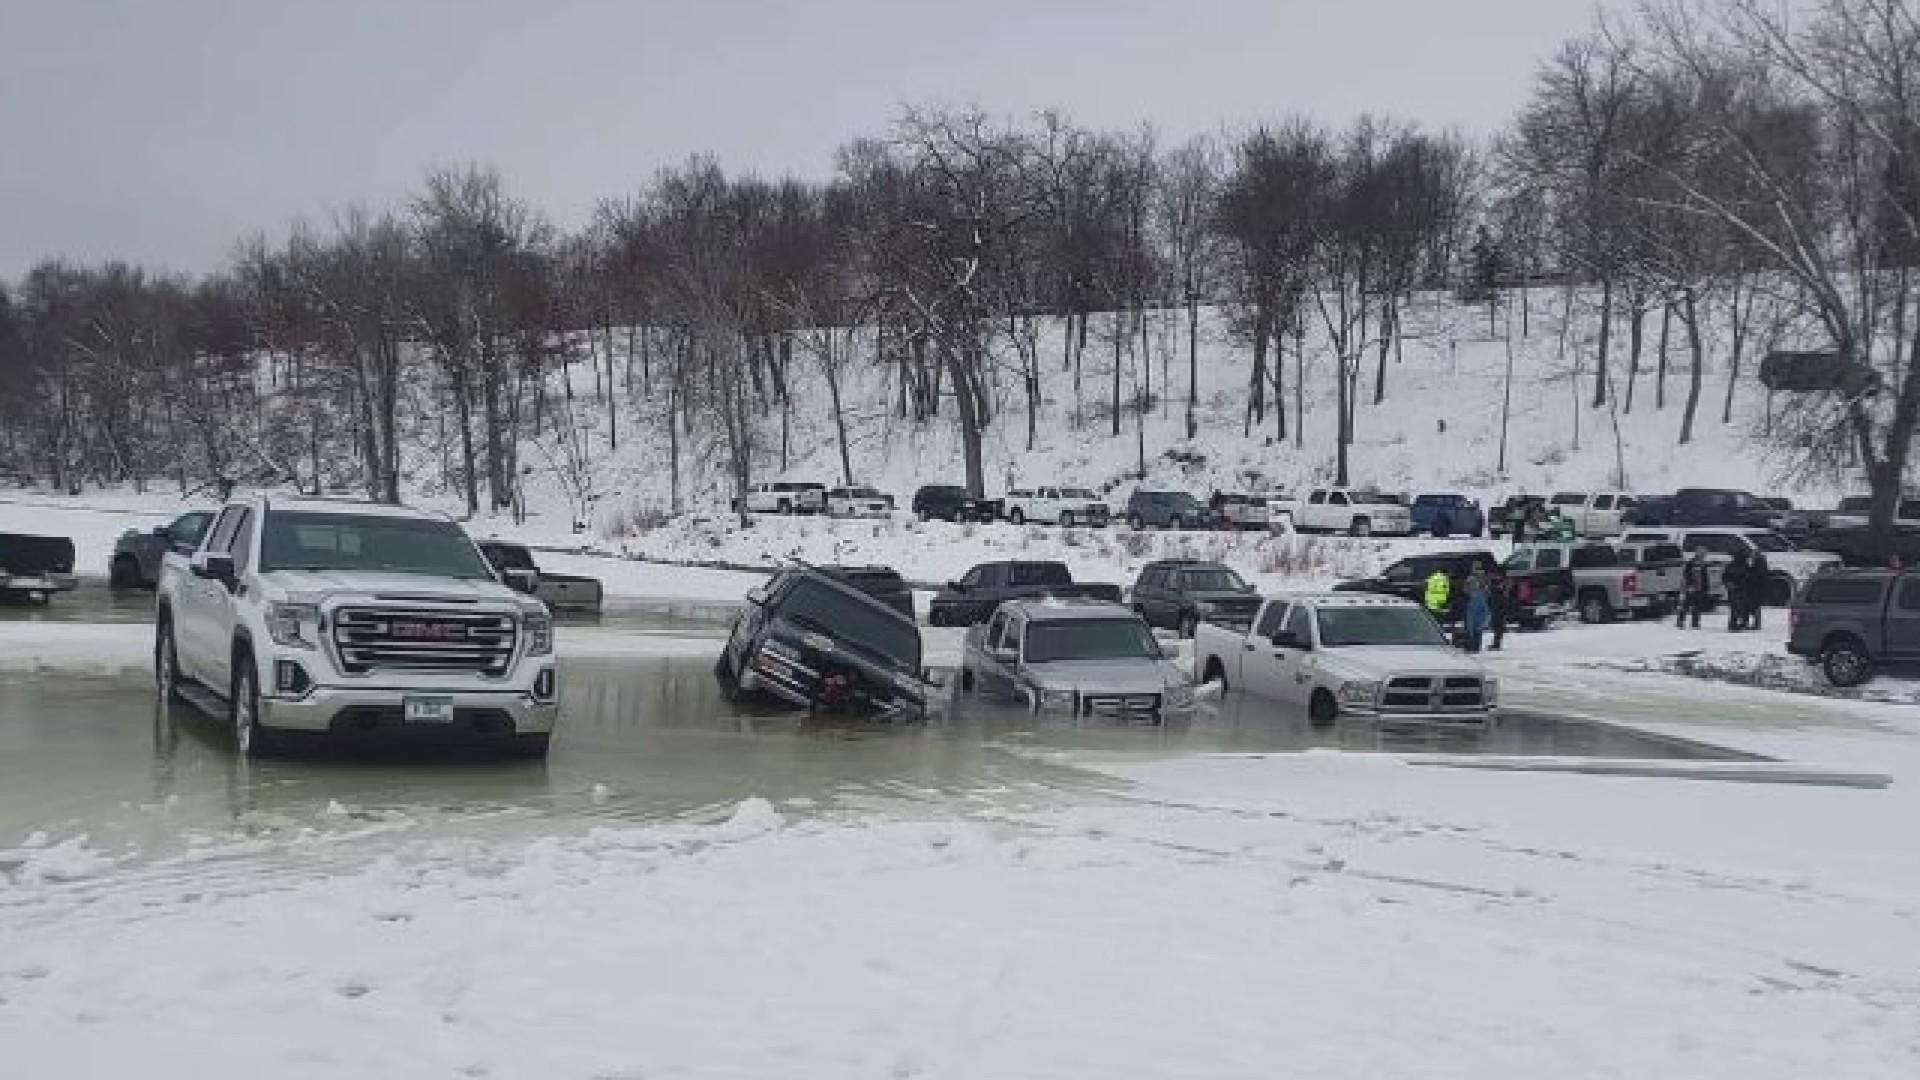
1424, 567, 1452, 619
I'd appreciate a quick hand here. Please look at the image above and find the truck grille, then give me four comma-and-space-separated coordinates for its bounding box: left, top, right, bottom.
331, 607, 517, 676
1081, 693, 1160, 716
1381, 675, 1486, 713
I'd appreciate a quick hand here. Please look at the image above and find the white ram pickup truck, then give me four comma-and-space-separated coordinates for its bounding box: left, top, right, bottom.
1273, 487, 1413, 536
155, 496, 558, 758
1193, 592, 1497, 726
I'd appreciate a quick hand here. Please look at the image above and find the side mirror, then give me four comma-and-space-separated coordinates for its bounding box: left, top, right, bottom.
745, 586, 770, 607
191, 551, 236, 589
947, 580, 966, 593
502, 568, 539, 595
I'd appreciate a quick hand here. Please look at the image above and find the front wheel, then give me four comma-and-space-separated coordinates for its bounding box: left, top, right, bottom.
1308, 689, 1339, 728
156, 619, 183, 702
1579, 590, 1611, 625
230, 656, 269, 759
1821, 637, 1873, 688
1349, 517, 1372, 538
111, 555, 142, 589
508, 733, 551, 759
1128, 513, 1145, 530
1060, 511, 1076, 528
1009, 508, 1026, 526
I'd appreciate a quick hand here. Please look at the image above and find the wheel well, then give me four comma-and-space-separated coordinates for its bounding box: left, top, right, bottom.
1201, 656, 1226, 683
1821, 631, 1867, 654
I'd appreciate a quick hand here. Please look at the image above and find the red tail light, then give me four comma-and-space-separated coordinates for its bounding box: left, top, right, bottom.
1517, 581, 1533, 603
1622, 572, 1638, 595
1790, 609, 1806, 627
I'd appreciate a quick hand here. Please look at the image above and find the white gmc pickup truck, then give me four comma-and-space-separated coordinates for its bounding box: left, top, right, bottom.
156, 496, 558, 757
1193, 592, 1497, 726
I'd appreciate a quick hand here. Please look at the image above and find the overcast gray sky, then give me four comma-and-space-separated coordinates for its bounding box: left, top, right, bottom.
0, 0, 1611, 279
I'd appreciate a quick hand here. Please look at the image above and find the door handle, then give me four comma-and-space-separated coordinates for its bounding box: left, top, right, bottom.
1243, 642, 1257, 651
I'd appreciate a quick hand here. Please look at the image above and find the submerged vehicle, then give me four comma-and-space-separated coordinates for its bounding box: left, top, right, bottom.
716, 565, 928, 717
960, 598, 1195, 719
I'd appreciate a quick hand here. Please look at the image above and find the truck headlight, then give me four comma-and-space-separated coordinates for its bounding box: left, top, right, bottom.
523, 610, 553, 657
1337, 681, 1381, 706
267, 602, 320, 649
1165, 683, 1196, 710
1035, 687, 1076, 711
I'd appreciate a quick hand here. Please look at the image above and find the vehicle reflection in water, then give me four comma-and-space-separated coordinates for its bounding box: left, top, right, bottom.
1, 655, 1748, 878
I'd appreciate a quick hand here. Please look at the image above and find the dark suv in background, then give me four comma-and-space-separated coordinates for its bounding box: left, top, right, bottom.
111, 509, 214, 587
911, 484, 1001, 523
928, 560, 1122, 626
1410, 494, 1485, 537
1129, 559, 1260, 637
1125, 490, 1208, 530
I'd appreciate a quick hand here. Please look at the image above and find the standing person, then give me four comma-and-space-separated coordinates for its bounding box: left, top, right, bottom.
1677, 549, 1710, 629
1726, 551, 1751, 632
1747, 551, 1771, 630
1463, 565, 1493, 653
1424, 565, 1452, 624
1487, 563, 1511, 651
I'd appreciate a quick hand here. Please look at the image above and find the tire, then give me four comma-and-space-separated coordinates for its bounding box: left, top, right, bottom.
714, 652, 744, 701
1349, 517, 1372, 538
960, 667, 975, 694
1128, 513, 1145, 530
1308, 689, 1339, 728
1060, 511, 1076, 528
1179, 613, 1199, 639
778, 500, 793, 515
155, 618, 183, 702
1009, 508, 1026, 526
1578, 589, 1612, 625
1765, 574, 1795, 608
508, 733, 552, 759
111, 555, 142, 589
1820, 636, 1873, 688
1202, 657, 1228, 692
230, 653, 269, 759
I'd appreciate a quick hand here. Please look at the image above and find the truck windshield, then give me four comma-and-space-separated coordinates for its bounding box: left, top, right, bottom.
1024, 619, 1159, 663
260, 512, 495, 579
1315, 607, 1447, 648
1061, 488, 1098, 500
780, 578, 919, 671
1748, 533, 1795, 552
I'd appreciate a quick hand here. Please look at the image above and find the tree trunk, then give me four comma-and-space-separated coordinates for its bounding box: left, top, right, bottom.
1656, 299, 1671, 410
1185, 294, 1200, 440
1679, 287, 1704, 445
1592, 277, 1613, 408
1294, 315, 1305, 449
1274, 325, 1287, 443
1373, 297, 1393, 405
949, 342, 987, 497
1110, 311, 1123, 438
1244, 307, 1268, 436
1624, 295, 1644, 415
1721, 279, 1749, 425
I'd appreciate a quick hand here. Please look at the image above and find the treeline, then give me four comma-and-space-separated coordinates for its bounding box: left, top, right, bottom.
1, 0, 1917, 532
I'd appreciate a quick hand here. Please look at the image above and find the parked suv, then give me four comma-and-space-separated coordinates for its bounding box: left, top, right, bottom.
912, 484, 1000, 523
1125, 490, 1207, 530
1130, 559, 1261, 637
112, 509, 214, 587
155, 497, 558, 758
1787, 570, 1920, 686
1004, 487, 1111, 527
1409, 493, 1484, 537
715, 565, 927, 716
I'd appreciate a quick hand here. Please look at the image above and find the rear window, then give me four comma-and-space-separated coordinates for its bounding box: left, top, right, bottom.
1010, 563, 1071, 586
1802, 578, 1886, 606
1551, 493, 1584, 506
1569, 547, 1619, 569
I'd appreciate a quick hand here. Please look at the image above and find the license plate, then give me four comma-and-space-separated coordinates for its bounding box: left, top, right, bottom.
404, 696, 454, 724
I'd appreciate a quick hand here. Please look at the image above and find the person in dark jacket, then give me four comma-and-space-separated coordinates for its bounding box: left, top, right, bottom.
1487, 564, 1511, 650
1746, 552, 1771, 630
1676, 550, 1710, 629
1726, 551, 1752, 632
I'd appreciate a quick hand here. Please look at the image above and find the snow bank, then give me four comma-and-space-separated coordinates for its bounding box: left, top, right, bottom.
3, 760, 1916, 1078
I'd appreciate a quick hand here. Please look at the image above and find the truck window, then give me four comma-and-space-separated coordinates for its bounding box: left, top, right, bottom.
1569, 546, 1617, 569
1683, 534, 1740, 556
1804, 578, 1887, 606
1551, 492, 1584, 506
170, 512, 214, 547
1011, 563, 1069, 587
1593, 495, 1614, 510
1617, 496, 1637, 508
984, 611, 1008, 648
997, 616, 1022, 653
1255, 603, 1286, 638
1384, 561, 1415, 581
225, 509, 256, 573
1329, 491, 1349, 506
1309, 491, 1327, 505
1533, 548, 1564, 570
204, 507, 241, 554
1282, 603, 1313, 644
1900, 579, 1920, 611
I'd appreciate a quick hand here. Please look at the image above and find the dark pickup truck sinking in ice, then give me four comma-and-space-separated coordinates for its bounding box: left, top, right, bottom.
927, 560, 1124, 627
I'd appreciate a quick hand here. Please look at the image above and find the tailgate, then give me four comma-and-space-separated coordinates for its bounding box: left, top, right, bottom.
0, 533, 77, 575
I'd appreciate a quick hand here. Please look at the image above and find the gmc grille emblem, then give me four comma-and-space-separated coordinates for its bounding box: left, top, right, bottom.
388, 621, 466, 641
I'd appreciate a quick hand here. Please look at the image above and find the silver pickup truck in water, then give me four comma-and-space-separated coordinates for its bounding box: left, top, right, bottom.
155, 496, 558, 757
960, 598, 1195, 719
